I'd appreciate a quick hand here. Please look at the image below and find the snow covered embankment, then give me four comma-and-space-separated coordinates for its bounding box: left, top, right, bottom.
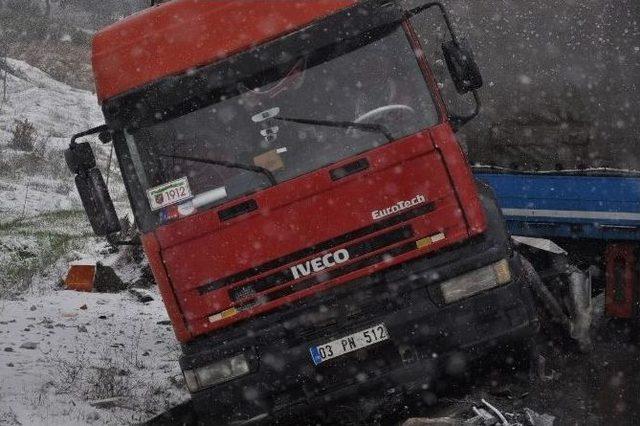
0, 290, 187, 425
0, 60, 187, 424
0, 57, 108, 219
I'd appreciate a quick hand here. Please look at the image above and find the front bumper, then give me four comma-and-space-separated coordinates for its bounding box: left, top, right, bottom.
181, 186, 539, 423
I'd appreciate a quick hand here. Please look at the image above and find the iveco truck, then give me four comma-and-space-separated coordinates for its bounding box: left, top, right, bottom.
65, 0, 538, 422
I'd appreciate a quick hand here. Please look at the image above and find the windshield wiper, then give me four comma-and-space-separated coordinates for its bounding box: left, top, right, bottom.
275, 116, 393, 141
160, 154, 277, 186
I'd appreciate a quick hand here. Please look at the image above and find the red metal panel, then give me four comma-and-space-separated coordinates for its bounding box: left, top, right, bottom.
141, 233, 192, 342
605, 243, 637, 318
179, 199, 467, 323
92, 0, 356, 102
430, 124, 487, 236
144, 125, 485, 340
64, 264, 96, 292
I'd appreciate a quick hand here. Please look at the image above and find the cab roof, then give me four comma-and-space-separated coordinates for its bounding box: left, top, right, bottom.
92, 0, 357, 103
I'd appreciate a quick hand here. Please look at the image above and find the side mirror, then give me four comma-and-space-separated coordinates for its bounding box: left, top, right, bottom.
66, 125, 122, 237
442, 38, 483, 95
65, 142, 96, 174
75, 168, 122, 236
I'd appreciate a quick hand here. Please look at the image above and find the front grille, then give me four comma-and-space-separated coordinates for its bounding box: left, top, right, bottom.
229, 225, 414, 302
235, 241, 418, 311
198, 203, 435, 295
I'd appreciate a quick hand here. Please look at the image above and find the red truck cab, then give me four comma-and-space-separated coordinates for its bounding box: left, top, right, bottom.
66, 0, 538, 423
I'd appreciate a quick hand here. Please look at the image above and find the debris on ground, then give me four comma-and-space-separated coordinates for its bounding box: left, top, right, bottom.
402, 400, 558, 426
524, 408, 556, 426
402, 417, 461, 425
466, 407, 496, 425
93, 262, 127, 293
19, 341, 38, 350
88, 397, 126, 409
64, 262, 97, 292
480, 399, 508, 425
133, 265, 157, 289
129, 288, 154, 303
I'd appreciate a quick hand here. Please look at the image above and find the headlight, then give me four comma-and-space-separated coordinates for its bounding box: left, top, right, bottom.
183, 354, 250, 393
439, 259, 512, 304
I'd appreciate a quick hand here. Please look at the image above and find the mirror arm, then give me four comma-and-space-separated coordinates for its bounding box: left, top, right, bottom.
449, 90, 481, 131
70, 124, 110, 148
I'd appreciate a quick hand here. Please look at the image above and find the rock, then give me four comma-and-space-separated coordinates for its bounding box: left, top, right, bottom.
86, 411, 101, 421
4, 347, 13, 352
6, 363, 14, 367
29, 305, 36, 311
157, 320, 171, 325
129, 288, 154, 303
133, 265, 156, 288
20, 342, 38, 350
93, 263, 127, 293
524, 408, 556, 426
77, 325, 88, 333
79, 304, 88, 310
98, 315, 107, 320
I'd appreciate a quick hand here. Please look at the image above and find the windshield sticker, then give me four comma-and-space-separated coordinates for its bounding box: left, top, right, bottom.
192, 187, 228, 208
251, 107, 280, 123
254, 150, 285, 172
260, 126, 279, 138
371, 195, 427, 220
147, 177, 193, 211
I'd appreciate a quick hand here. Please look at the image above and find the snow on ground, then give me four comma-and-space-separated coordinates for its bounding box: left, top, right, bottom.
0, 288, 188, 425
0, 58, 103, 147
0, 58, 120, 222
0, 59, 185, 425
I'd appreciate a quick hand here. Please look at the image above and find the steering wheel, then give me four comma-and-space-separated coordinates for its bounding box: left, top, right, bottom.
348, 104, 416, 137
354, 104, 416, 124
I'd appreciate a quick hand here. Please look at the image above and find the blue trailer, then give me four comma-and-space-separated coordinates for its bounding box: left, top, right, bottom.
474, 168, 640, 318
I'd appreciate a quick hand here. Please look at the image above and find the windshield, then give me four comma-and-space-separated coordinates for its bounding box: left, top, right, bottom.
125, 25, 439, 216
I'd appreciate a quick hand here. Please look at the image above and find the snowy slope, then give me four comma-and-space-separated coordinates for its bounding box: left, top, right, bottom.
0, 59, 130, 297
0, 60, 188, 425
0, 58, 103, 149
0, 58, 121, 221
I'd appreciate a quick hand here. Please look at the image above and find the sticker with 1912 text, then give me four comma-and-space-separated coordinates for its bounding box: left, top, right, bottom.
146, 177, 193, 211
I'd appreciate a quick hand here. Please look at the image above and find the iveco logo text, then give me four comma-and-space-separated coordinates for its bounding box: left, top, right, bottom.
372, 195, 427, 220
290, 249, 350, 280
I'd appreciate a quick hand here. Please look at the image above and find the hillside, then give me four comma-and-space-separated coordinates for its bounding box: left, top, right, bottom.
0, 59, 185, 425
0, 58, 126, 296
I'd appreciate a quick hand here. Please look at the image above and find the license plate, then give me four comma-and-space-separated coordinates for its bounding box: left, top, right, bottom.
309, 323, 389, 365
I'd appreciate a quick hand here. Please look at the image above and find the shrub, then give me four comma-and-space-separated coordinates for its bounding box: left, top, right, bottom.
8, 119, 37, 151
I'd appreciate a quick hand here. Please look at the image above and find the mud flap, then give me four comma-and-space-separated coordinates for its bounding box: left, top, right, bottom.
605, 243, 636, 319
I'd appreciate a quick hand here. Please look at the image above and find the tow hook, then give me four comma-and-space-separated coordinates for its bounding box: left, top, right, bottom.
399, 344, 418, 364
